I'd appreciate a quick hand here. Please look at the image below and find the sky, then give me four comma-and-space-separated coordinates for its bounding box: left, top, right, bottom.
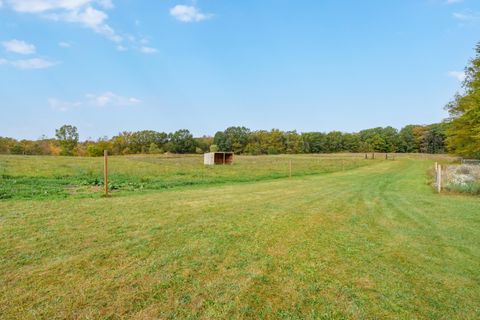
0, 0, 479, 140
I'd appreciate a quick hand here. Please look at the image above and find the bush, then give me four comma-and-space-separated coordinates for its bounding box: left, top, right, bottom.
148, 143, 163, 154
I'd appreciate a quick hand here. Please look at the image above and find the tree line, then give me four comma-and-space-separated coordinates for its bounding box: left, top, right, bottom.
0, 123, 447, 157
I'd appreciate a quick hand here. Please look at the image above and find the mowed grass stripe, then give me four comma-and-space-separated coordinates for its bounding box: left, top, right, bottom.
0, 159, 479, 319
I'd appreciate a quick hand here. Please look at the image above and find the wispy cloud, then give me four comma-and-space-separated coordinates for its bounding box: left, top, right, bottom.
3, 1, 158, 53
0, 57, 58, 69
50, 91, 141, 111
2, 39, 36, 54
452, 10, 480, 22
46, 5, 122, 42
4, 0, 122, 43
48, 98, 82, 111
86, 91, 141, 107
140, 46, 158, 54
58, 41, 72, 48
448, 71, 466, 82
170, 4, 213, 23
445, 0, 463, 4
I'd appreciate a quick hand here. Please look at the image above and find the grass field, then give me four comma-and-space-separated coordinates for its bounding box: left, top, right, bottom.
1, 155, 479, 319
0, 154, 370, 200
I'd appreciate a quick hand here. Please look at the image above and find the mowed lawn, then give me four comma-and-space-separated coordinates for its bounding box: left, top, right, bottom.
1, 158, 480, 319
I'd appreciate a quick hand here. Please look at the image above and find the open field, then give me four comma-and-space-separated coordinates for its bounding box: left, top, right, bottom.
1, 155, 479, 319
0, 156, 480, 319
0, 154, 372, 200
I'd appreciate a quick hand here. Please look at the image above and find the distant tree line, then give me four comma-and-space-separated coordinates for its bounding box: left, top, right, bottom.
0, 123, 447, 157
213, 124, 447, 155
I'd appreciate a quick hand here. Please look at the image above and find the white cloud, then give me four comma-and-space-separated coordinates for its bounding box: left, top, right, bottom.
6, 0, 109, 13
86, 92, 141, 107
0, 57, 58, 69
448, 71, 466, 82
47, 5, 122, 42
453, 11, 480, 21
5, 0, 122, 43
445, 0, 463, 4
140, 46, 157, 54
0, 0, 3, 8
48, 98, 81, 111
2, 39, 36, 54
58, 41, 72, 48
170, 5, 212, 23
49, 91, 141, 111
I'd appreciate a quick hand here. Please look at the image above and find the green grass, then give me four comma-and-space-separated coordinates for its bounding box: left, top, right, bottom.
1, 155, 479, 319
0, 154, 370, 200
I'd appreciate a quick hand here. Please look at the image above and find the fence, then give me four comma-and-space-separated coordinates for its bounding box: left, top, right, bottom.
435, 162, 443, 193
435, 162, 480, 194
461, 159, 480, 165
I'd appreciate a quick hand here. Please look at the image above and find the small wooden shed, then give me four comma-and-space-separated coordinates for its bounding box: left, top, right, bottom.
204, 152, 234, 165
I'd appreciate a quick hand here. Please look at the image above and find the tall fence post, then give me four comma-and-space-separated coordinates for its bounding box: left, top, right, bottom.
289, 160, 292, 178
104, 150, 109, 196
437, 164, 442, 193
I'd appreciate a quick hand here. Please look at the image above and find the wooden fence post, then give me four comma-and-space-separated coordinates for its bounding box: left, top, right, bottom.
104, 150, 109, 196
437, 164, 442, 193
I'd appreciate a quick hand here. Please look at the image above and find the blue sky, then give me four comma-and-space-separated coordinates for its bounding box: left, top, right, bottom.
1, 0, 479, 140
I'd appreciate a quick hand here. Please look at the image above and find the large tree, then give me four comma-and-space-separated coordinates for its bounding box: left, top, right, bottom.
446, 43, 480, 158
55, 125, 79, 156
213, 126, 251, 153
169, 129, 196, 154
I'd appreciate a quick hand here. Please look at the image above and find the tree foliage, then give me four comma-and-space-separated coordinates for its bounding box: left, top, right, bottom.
55, 125, 79, 156
445, 43, 480, 159
0, 123, 448, 156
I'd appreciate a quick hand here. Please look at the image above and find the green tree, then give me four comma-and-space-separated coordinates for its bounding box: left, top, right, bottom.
130, 130, 168, 154
213, 127, 251, 153
325, 131, 344, 153
148, 142, 163, 154
55, 125, 79, 156
169, 129, 196, 153
284, 131, 304, 154
399, 125, 421, 153
302, 132, 327, 153
446, 43, 480, 158
422, 123, 447, 154
111, 132, 133, 155
343, 133, 361, 153
0, 137, 17, 154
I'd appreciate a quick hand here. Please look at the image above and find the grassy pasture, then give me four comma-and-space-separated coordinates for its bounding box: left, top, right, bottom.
0, 154, 371, 200
1, 155, 479, 319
